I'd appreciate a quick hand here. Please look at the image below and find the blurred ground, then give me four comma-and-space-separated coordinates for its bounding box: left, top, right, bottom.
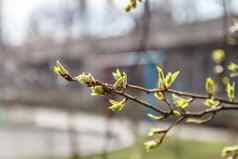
0, 112, 237, 159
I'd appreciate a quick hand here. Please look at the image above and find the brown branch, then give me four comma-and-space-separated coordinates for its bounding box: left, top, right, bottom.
127, 84, 238, 105
157, 117, 185, 145
95, 81, 238, 119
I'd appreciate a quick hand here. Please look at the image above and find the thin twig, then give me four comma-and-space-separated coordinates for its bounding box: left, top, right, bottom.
127, 84, 238, 105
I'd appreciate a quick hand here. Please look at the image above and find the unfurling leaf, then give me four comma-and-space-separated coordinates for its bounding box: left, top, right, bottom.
90, 85, 105, 96
172, 94, 192, 110
112, 69, 127, 90
147, 114, 164, 120
156, 65, 180, 89
165, 71, 180, 88
172, 110, 181, 117
124, 0, 143, 12
186, 114, 215, 124
108, 98, 127, 112
205, 78, 215, 95
226, 82, 236, 102
148, 128, 166, 137
157, 65, 165, 88
222, 145, 238, 158
212, 49, 225, 64
154, 92, 165, 101
144, 140, 159, 152
204, 98, 220, 108
75, 72, 96, 86
53, 60, 74, 81
228, 62, 238, 77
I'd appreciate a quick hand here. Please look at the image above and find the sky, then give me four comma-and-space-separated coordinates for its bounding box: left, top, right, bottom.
3, 0, 64, 44
3, 0, 238, 45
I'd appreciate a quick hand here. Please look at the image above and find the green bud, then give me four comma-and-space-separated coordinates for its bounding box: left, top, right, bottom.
222, 145, 238, 158
172, 110, 181, 117
147, 114, 164, 120
53, 60, 74, 81
157, 65, 165, 88
154, 92, 165, 101
204, 98, 220, 108
144, 140, 159, 152
90, 85, 105, 96
108, 98, 127, 112
228, 63, 238, 77
172, 94, 192, 110
226, 82, 235, 102
147, 128, 166, 137
112, 69, 127, 90
75, 72, 96, 86
205, 78, 215, 95
165, 71, 180, 89
212, 49, 225, 64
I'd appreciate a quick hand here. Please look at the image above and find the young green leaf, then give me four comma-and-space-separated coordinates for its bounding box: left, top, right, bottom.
108, 98, 127, 112
144, 140, 159, 152
205, 78, 215, 95
211, 49, 225, 64
172, 94, 192, 110
164, 72, 173, 88
112, 69, 127, 90
156, 65, 165, 88
154, 92, 165, 101
164, 71, 180, 88
222, 145, 238, 158
147, 114, 164, 120
147, 128, 166, 137
75, 72, 96, 86
228, 62, 238, 77
90, 85, 105, 96
172, 110, 181, 117
226, 82, 235, 102
53, 60, 74, 81
186, 114, 215, 124
204, 98, 220, 108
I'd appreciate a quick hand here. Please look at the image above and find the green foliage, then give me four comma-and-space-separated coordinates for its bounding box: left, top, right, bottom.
156, 65, 180, 89
172, 94, 192, 110
144, 140, 160, 152
75, 72, 96, 86
205, 77, 216, 96
154, 92, 165, 101
147, 113, 164, 120
186, 114, 214, 124
112, 69, 127, 90
222, 145, 238, 159
108, 98, 127, 112
124, 0, 143, 12
148, 128, 166, 137
164, 71, 180, 89
228, 62, 238, 77
212, 49, 225, 64
90, 86, 105, 96
156, 65, 165, 88
53, 60, 74, 81
204, 98, 220, 108
226, 81, 236, 102
172, 110, 181, 117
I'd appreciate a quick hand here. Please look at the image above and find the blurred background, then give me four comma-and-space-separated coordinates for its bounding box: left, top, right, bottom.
1, 0, 238, 159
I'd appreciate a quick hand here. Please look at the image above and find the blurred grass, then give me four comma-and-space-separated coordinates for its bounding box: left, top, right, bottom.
23, 138, 226, 159
82, 138, 226, 159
